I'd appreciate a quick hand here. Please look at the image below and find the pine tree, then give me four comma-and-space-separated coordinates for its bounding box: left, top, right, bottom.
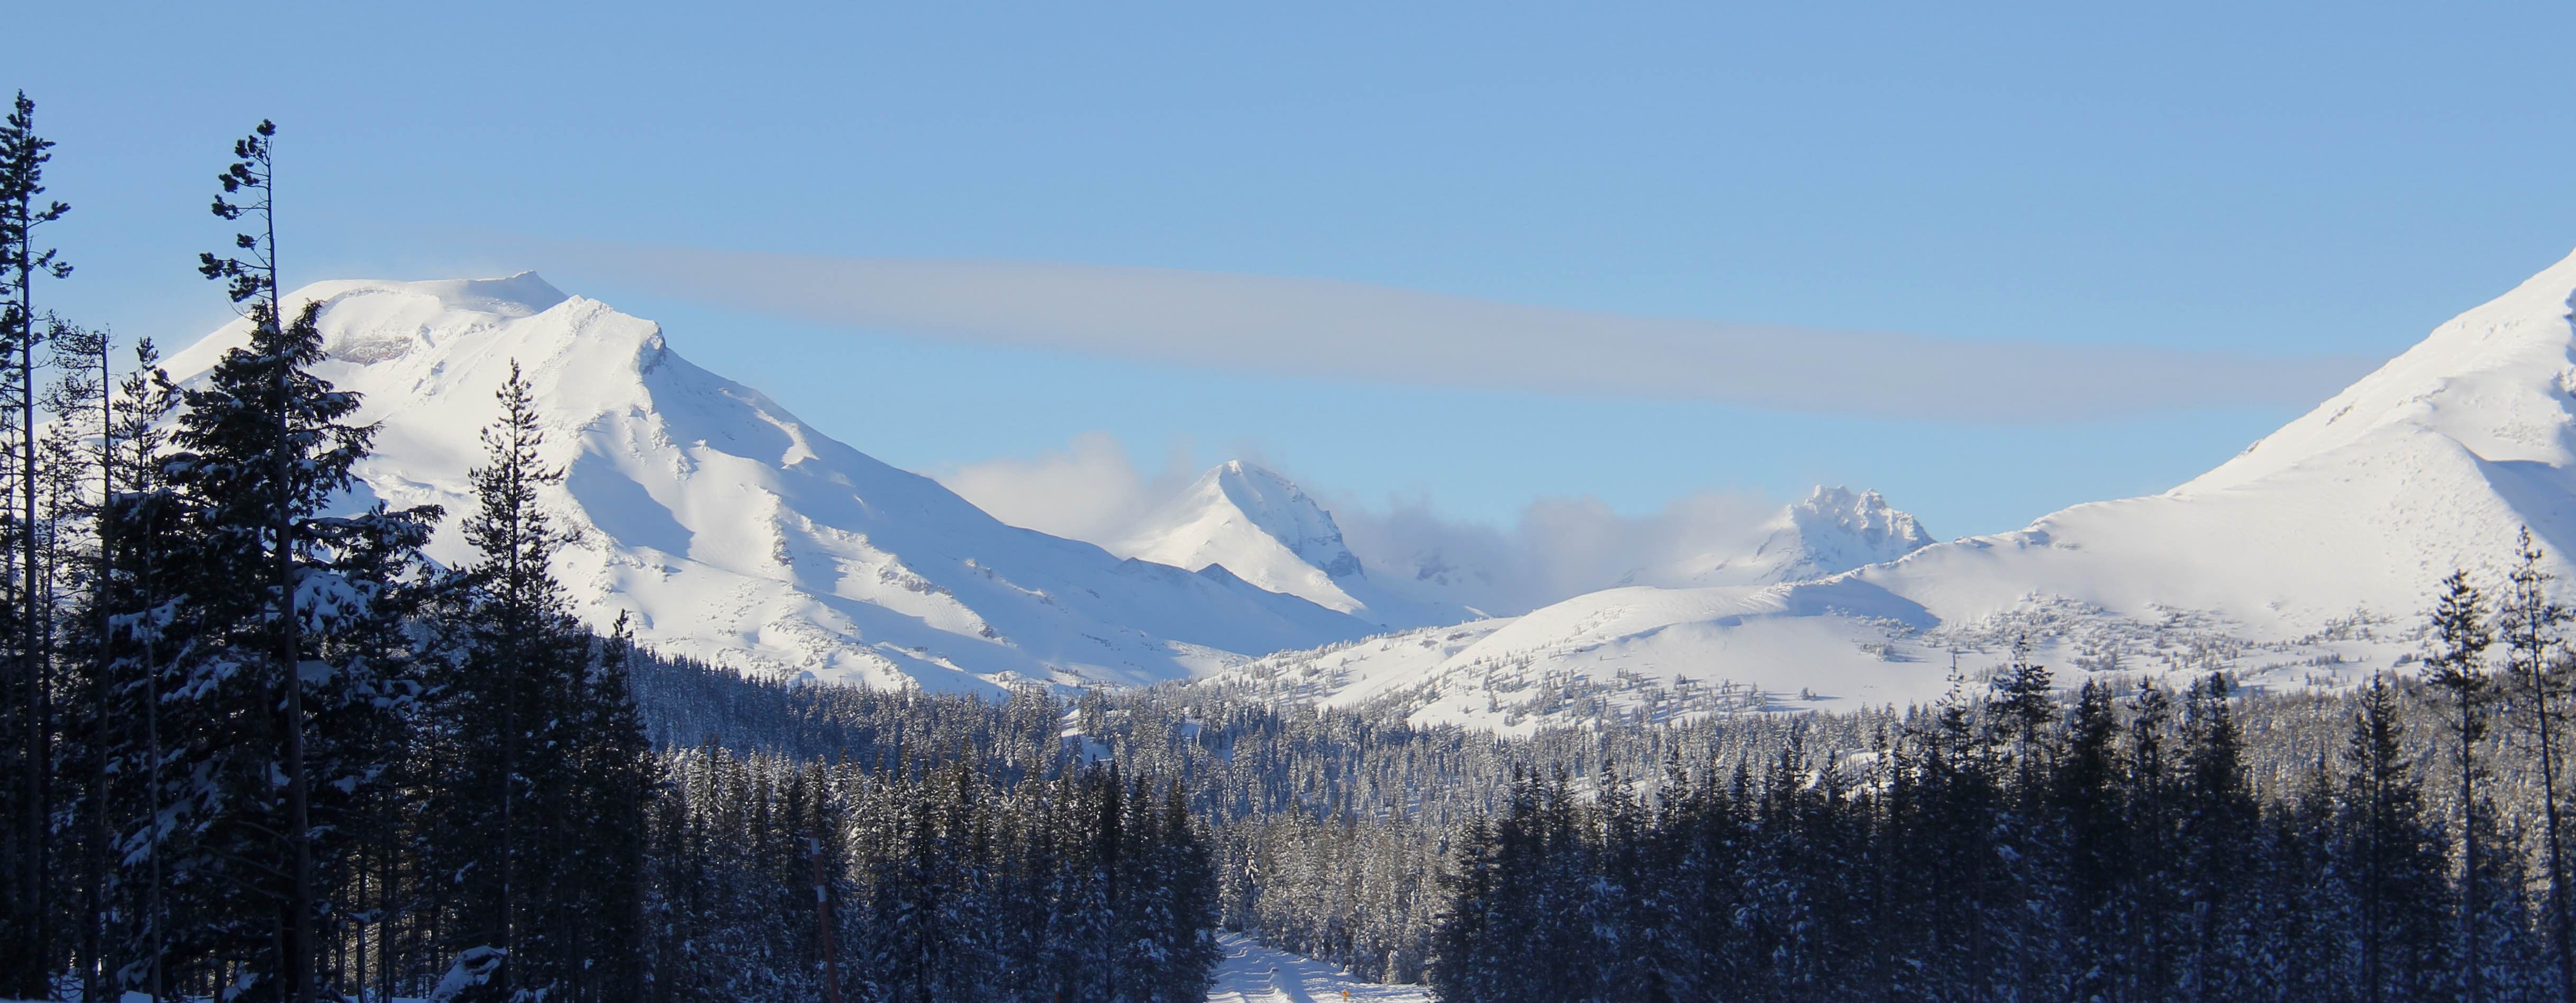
429, 359, 650, 1000
0, 89, 70, 996
185, 115, 339, 1001
570, 611, 656, 999
1156, 779, 1220, 998
2341, 675, 2455, 1001
2281, 757, 2356, 999
2499, 529, 2576, 1001
1992, 634, 2055, 794
157, 119, 441, 995
2175, 673, 2259, 1000
97, 339, 181, 1000
2128, 680, 2181, 999
38, 315, 114, 998
2425, 567, 2497, 1000
1427, 814, 1498, 1001
2056, 679, 2127, 998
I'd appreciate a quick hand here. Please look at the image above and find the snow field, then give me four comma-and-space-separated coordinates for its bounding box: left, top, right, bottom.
1206, 933, 1433, 1003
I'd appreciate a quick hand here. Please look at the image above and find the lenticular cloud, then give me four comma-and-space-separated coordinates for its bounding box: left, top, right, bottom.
531, 240, 2373, 422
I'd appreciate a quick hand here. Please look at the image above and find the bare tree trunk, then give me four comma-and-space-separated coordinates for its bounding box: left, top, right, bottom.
142, 494, 166, 1003
255, 179, 315, 1002
11, 192, 49, 998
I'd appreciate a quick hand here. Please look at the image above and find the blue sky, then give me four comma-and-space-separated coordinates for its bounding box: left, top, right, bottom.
21, 1, 2576, 543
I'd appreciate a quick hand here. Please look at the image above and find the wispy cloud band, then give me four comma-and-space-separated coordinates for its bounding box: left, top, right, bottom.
534, 241, 2374, 422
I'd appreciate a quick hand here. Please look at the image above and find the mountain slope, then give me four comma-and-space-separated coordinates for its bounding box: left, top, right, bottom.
1203, 249, 2576, 729
162, 275, 1375, 692
1116, 462, 1368, 611
1111, 461, 1473, 629
1851, 246, 2576, 628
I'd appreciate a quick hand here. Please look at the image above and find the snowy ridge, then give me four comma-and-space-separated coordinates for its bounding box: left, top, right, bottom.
1200, 249, 2576, 732
162, 275, 1378, 692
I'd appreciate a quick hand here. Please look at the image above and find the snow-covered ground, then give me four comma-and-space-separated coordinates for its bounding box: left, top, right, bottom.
1206, 933, 1432, 1003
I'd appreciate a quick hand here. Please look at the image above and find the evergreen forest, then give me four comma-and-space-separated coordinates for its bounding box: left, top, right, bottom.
6, 95, 2576, 1003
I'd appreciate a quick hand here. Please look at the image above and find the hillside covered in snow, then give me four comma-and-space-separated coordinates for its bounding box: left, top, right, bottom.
1195, 249, 2576, 731
161, 275, 1379, 692
161, 247, 2576, 719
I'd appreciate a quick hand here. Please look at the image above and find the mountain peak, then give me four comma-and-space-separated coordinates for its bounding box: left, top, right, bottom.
1115, 462, 1363, 605
1690, 485, 1933, 586
165, 274, 598, 373
1186, 461, 1363, 579
1109, 462, 1478, 629
161, 277, 1375, 691
1789, 485, 1931, 553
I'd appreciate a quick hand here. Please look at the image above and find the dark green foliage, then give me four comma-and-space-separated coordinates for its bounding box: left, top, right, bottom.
639, 742, 1219, 1002
2340, 675, 2457, 1000
1412, 671, 2545, 1002
416, 362, 653, 1001
13, 93, 2576, 1003
138, 288, 439, 1000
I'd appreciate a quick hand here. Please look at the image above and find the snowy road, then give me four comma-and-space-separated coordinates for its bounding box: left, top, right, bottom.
1205, 933, 1433, 1002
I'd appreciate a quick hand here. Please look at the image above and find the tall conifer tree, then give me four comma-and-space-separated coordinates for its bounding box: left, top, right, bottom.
2501, 529, 2576, 1000
2427, 567, 2497, 1000
0, 89, 69, 995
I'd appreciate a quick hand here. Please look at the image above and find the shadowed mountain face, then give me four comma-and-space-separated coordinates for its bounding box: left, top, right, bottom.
163, 275, 1376, 692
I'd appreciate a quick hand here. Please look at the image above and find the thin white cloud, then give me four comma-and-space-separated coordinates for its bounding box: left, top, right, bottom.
1331, 489, 1781, 615
531, 240, 2375, 422
934, 432, 1201, 543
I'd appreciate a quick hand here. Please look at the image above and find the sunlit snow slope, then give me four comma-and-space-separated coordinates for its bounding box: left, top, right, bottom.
1113, 461, 1474, 630
1853, 246, 2576, 628
162, 275, 1375, 692
1201, 249, 2576, 731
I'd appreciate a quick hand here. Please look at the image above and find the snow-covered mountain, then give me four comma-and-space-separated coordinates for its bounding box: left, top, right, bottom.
1670, 485, 1933, 587
1200, 249, 2576, 732
1116, 462, 1363, 606
1116, 478, 1929, 622
161, 275, 1378, 692
1690, 484, 1937, 585
1109, 461, 1473, 630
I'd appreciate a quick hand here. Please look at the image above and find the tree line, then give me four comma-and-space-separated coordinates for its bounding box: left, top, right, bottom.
0, 98, 1225, 1001
644, 744, 1217, 1002
1424, 541, 2576, 1001
1053, 543, 2576, 1001
18, 86, 2576, 1002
